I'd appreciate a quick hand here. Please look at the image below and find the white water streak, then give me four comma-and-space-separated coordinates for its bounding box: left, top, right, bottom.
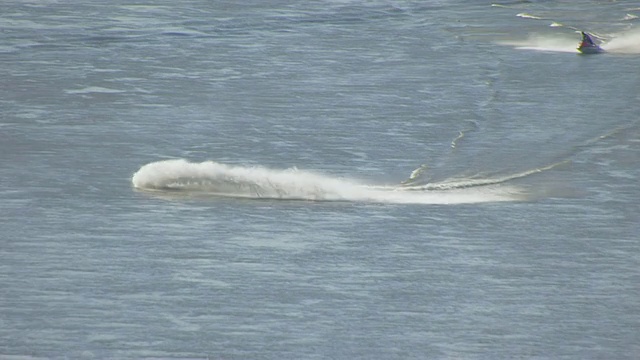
132, 159, 525, 204
500, 28, 640, 54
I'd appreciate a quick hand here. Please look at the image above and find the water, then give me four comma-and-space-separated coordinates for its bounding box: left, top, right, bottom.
2, 1, 639, 359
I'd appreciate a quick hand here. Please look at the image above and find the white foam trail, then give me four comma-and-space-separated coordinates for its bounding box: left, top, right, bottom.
401, 160, 567, 191
501, 28, 640, 54
516, 13, 543, 20
65, 86, 125, 94
132, 159, 524, 204
498, 35, 580, 53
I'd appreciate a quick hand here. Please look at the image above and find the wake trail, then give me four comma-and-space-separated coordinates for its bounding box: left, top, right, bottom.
501, 11, 640, 54
400, 160, 568, 191
131, 159, 527, 204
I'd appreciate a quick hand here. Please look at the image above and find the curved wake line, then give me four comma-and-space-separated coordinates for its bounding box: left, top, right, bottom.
400, 160, 568, 191
131, 159, 527, 204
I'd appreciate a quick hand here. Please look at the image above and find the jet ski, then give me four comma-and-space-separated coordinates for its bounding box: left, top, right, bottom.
577, 31, 603, 54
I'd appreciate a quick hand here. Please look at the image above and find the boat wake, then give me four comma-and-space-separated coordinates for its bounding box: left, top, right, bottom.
498, 35, 584, 53
131, 159, 528, 204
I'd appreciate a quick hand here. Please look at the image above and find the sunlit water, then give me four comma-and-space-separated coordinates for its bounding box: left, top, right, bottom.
2, 1, 639, 359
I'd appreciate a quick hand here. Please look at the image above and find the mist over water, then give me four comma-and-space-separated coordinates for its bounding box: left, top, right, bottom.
604, 29, 640, 53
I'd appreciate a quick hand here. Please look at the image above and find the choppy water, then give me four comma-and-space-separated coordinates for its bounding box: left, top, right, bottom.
2, 1, 639, 359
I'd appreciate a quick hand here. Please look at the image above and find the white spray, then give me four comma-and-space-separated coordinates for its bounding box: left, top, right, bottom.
131, 159, 525, 204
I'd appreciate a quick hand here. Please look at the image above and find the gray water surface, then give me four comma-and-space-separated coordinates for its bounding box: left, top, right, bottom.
2, 1, 639, 359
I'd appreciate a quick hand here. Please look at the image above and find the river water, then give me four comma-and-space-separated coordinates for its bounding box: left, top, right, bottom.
2, 1, 639, 359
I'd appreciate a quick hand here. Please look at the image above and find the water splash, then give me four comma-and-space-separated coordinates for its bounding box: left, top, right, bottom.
602, 29, 640, 54
132, 159, 526, 204
500, 28, 640, 54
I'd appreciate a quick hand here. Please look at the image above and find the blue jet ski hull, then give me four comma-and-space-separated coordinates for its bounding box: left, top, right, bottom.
578, 45, 603, 54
